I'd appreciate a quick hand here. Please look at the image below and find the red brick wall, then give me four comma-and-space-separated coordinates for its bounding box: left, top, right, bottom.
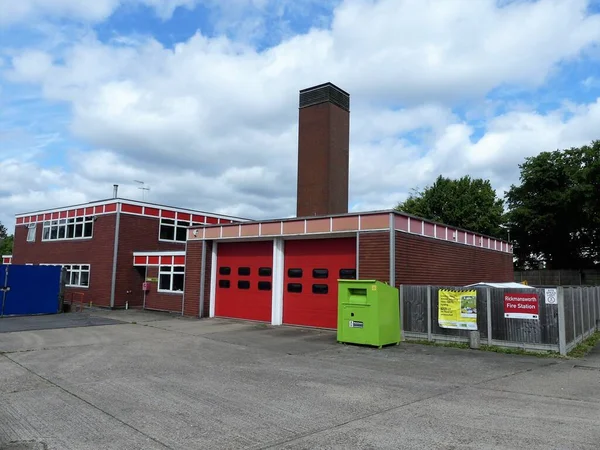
395, 231, 514, 286
142, 266, 183, 313
358, 231, 390, 283
11, 215, 117, 307
114, 214, 185, 308
182, 240, 212, 318
202, 241, 213, 318
183, 240, 202, 317
296, 100, 349, 217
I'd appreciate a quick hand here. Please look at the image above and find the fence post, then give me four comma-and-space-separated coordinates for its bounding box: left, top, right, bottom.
427, 286, 432, 342
596, 287, 600, 331
580, 288, 585, 340
572, 288, 577, 343
399, 285, 405, 341
587, 288, 592, 335
558, 286, 567, 356
486, 288, 492, 346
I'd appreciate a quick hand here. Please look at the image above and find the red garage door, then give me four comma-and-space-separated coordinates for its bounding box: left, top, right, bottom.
283, 237, 357, 329
215, 241, 273, 322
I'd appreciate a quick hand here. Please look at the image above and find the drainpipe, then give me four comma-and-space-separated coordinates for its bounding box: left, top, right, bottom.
110, 202, 121, 309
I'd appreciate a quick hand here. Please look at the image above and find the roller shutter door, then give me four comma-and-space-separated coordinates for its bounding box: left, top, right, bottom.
215, 241, 273, 322
283, 237, 357, 328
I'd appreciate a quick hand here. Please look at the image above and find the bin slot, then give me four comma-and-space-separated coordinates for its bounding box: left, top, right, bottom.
348, 288, 367, 296
347, 287, 368, 305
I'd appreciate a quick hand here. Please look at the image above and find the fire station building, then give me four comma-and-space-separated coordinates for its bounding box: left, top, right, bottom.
6, 82, 513, 327
10, 198, 245, 312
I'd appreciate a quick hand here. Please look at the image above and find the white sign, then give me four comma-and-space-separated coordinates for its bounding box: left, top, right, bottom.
545, 288, 558, 305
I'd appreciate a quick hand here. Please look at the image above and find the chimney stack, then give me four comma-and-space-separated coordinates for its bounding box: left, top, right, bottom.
113, 184, 119, 199
296, 82, 350, 217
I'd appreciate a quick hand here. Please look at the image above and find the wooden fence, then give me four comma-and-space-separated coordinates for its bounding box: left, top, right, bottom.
515, 270, 600, 286
399, 285, 600, 355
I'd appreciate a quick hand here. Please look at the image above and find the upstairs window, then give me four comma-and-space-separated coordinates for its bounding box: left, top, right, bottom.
26, 224, 36, 242
42, 217, 93, 241
159, 219, 190, 243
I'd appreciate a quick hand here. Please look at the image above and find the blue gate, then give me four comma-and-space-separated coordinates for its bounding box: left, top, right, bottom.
1, 264, 64, 317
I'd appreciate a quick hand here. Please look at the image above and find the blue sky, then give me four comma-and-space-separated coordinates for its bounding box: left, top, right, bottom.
1, 0, 600, 231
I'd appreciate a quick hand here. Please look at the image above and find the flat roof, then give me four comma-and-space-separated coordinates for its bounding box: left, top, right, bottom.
191, 208, 509, 244
188, 209, 512, 254
15, 197, 251, 221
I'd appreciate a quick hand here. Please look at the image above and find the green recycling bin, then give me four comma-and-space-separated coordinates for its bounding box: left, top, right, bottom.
337, 279, 401, 348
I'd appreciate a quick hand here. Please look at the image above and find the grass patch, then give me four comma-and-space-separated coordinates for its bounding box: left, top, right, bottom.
407, 339, 470, 350
567, 331, 600, 359
406, 339, 561, 358
479, 345, 560, 358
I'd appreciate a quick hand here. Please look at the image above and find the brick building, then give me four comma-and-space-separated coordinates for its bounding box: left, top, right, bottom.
180, 82, 514, 328
5, 82, 514, 327
10, 198, 244, 311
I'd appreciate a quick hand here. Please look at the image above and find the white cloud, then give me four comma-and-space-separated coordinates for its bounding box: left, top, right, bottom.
0, 0, 119, 26
9, 51, 53, 82
0, 0, 200, 26
2, 0, 600, 230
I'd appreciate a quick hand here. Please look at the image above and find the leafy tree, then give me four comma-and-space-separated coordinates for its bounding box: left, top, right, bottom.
0, 221, 12, 256
505, 141, 600, 270
0, 235, 13, 256
396, 175, 506, 238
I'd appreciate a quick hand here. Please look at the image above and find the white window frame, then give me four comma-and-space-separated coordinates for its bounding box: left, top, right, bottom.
159, 218, 201, 243
158, 265, 185, 294
40, 263, 91, 288
26, 223, 37, 242
42, 216, 94, 242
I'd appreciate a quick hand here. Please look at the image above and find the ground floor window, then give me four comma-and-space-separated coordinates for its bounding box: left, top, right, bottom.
158, 265, 185, 293
66, 264, 90, 288
40, 263, 90, 288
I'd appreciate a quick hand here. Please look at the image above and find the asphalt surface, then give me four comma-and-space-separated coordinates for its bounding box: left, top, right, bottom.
1, 309, 599, 450
0, 313, 123, 333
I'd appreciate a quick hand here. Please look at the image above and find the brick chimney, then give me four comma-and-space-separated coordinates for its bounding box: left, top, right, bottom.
296, 82, 350, 217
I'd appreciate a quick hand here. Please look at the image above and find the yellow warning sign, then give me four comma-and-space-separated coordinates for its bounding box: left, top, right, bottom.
438, 289, 478, 330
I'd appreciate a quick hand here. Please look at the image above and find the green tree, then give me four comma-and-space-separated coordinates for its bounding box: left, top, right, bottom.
0, 221, 13, 256
505, 141, 600, 270
396, 175, 506, 238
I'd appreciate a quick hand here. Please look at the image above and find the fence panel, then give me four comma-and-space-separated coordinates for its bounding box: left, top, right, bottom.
574, 290, 583, 342
428, 286, 488, 342
585, 288, 593, 336
596, 288, 600, 324
401, 285, 428, 334
564, 288, 575, 345
490, 288, 558, 347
